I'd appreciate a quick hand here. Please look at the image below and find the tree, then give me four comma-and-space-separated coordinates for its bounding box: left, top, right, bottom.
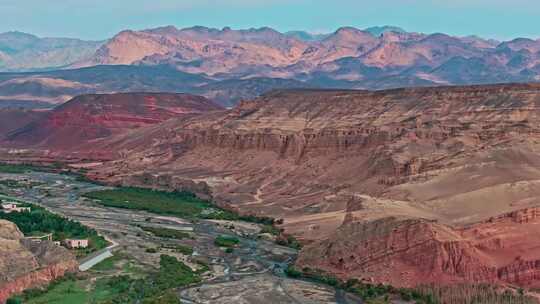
7, 298, 22, 304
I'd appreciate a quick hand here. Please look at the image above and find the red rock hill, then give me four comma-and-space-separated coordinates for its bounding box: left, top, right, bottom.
4, 92, 223, 150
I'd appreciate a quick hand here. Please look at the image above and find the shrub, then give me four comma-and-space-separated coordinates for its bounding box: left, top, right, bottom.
214, 235, 240, 248
6, 297, 22, 304
276, 235, 302, 249
260, 225, 281, 235
141, 226, 192, 240
96, 255, 201, 303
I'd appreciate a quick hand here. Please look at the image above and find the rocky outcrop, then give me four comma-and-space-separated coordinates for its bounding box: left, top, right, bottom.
488, 207, 540, 224
0, 220, 77, 303
296, 217, 497, 287
0, 262, 76, 304
298, 207, 540, 288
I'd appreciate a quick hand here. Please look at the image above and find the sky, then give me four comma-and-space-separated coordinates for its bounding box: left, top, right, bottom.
1, 0, 540, 40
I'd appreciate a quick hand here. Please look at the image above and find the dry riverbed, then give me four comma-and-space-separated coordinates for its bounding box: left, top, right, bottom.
0, 171, 363, 304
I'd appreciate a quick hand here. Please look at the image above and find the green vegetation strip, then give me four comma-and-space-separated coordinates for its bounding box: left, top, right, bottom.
84, 187, 220, 218
8, 275, 100, 304
276, 234, 302, 250
85, 186, 303, 250
83, 187, 275, 224
415, 284, 537, 304
90, 254, 124, 272
93, 255, 201, 303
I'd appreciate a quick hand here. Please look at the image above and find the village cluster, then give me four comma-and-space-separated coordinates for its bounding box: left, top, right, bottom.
1, 199, 89, 249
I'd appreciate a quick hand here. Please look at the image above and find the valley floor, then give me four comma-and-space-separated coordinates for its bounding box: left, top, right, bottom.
0, 170, 363, 304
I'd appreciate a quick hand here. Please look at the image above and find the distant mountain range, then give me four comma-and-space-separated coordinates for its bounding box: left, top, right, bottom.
1, 25, 540, 107
0, 31, 103, 72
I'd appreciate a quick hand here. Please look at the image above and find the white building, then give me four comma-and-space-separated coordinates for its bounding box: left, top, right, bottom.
1, 201, 31, 213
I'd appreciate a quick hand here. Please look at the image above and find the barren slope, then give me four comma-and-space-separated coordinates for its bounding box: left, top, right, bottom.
4, 92, 223, 151
0, 31, 103, 72
78, 26, 540, 87
7, 84, 540, 287
65, 84, 540, 287
0, 109, 46, 138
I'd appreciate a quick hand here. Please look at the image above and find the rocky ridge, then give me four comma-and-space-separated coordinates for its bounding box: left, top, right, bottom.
3, 26, 540, 108
297, 207, 540, 287
79, 26, 540, 87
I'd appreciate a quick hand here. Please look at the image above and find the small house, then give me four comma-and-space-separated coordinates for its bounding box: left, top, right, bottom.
64, 239, 89, 249
1, 201, 30, 213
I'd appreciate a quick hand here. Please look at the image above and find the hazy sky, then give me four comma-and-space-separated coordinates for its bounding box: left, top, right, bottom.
1, 0, 540, 40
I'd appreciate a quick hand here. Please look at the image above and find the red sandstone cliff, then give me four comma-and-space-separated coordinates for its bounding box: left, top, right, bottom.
297, 207, 540, 288
0, 220, 77, 303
